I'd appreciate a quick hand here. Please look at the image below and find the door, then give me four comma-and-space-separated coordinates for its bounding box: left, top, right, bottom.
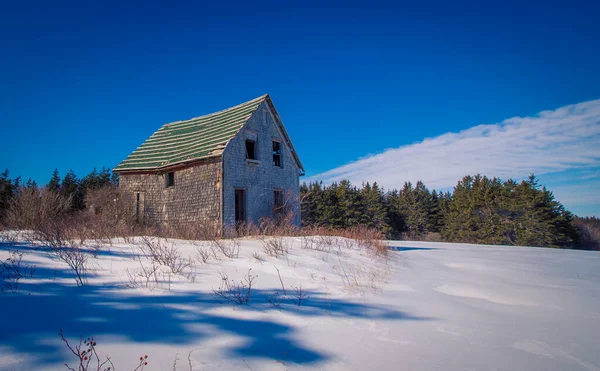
135, 192, 145, 223
234, 189, 246, 224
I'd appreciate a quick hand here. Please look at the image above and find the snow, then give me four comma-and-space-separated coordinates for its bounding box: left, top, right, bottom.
1, 234, 599, 371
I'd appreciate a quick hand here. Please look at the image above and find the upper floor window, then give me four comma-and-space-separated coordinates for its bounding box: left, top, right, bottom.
166, 171, 175, 187
273, 141, 282, 167
246, 139, 256, 160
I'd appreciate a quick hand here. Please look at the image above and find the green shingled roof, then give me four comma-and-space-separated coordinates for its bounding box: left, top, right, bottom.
115, 95, 305, 173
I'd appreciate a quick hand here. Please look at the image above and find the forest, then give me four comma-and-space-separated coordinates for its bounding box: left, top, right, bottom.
301, 175, 599, 250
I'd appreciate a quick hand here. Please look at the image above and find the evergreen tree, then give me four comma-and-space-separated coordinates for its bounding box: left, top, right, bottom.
360, 182, 389, 233
0, 169, 18, 220
47, 169, 61, 192
61, 170, 83, 210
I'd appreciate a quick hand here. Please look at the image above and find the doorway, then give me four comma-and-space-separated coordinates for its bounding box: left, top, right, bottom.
234, 189, 246, 224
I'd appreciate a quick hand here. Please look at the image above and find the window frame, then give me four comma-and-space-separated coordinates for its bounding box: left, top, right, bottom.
272, 140, 282, 167
165, 171, 175, 188
245, 139, 257, 160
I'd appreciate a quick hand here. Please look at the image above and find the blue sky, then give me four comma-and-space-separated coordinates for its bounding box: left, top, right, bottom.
1, 0, 599, 216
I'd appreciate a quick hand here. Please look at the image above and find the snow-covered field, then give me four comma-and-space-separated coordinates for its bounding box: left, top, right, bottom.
1, 233, 599, 371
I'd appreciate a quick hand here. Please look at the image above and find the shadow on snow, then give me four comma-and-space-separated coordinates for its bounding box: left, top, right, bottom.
388, 246, 440, 252
0, 244, 431, 369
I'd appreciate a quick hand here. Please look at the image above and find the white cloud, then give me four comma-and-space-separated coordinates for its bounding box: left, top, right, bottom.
308, 99, 600, 193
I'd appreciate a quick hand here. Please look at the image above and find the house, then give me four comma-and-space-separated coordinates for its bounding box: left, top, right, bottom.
113, 95, 305, 233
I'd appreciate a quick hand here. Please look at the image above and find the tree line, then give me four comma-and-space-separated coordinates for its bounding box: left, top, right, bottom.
1, 168, 598, 250
301, 174, 598, 250
0, 167, 119, 220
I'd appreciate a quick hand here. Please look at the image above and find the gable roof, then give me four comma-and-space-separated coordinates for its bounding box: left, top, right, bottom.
114, 95, 304, 174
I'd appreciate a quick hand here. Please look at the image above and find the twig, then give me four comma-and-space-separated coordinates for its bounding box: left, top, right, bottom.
273, 265, 286, 296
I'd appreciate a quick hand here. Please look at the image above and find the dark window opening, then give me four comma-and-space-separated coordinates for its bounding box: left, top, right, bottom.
166, 172, 175, 187
245, 140, 256, 160
273, 141, 281, 167
136, 193, 140, 221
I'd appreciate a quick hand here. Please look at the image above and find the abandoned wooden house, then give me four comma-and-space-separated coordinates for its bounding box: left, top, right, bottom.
113, 95, 305, 232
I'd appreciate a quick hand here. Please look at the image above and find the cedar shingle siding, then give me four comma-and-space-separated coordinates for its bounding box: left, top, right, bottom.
114, 95, 304, 232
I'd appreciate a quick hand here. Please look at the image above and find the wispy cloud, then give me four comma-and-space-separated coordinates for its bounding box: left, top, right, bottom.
308, 99, 600, 215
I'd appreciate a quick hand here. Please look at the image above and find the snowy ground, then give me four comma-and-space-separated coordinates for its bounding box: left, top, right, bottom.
1, 233, 599, 371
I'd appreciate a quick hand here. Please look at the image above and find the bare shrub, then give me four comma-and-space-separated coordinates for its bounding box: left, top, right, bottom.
267, 291, 283, 309
84, 187, 137, 240
37, 218, 90, 286
132, 237, 194, 289
138, 237, 190, 274
59, 329, 149, 371
251, 251, 264, 262
267, 266, 308, 307
299, 235, 317, 250
1, 250, 35, 292
212, 269, 256, 305
195, 246, 211, 264
300, 225, 388, 256
258, 213, 299, 237
6, 188, 71, 229
346, 225, 388, 257
222, 222, 260, 239
292, 284, 308, 305
316, 235, 335, 252
0, 230, 18, 245
260, 236, 289, 257
125, 257, 161, 290
211, 238, 240, 259
164, 220, 220, 240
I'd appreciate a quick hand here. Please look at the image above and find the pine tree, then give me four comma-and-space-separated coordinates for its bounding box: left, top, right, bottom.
0, 169, 17, 220
61, 170, 83, 210
48, 169, 61, 192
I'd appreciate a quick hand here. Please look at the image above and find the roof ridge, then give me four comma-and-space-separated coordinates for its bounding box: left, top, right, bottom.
164, 94, 268, 127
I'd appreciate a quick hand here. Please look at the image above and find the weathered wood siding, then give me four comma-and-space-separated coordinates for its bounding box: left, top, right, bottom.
118, 158, 222, 231
222, 100, 301, 227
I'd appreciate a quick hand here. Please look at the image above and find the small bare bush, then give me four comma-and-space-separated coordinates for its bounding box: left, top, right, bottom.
317, 235, 335, 251
195, 246, 211, 264
60, 329, 149, 371
251, 251, 264, 262
125, 257, 161, 290
212, 269, 257, 305
37, 218, 91, 286
211, 238, 240, 259
267, 291, 283, 309
1, 250, 35, 292
260, 237, 289, 257
299, 235, 317, 250
138, 237, 190, 274
292, 284, 308, 305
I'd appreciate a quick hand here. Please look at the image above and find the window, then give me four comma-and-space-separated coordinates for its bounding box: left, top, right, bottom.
272, 141, 282, 167
245, 140, 256, 160
274, 189, 284, 215
166, 171, 175, 187
135, 193, 140, 221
